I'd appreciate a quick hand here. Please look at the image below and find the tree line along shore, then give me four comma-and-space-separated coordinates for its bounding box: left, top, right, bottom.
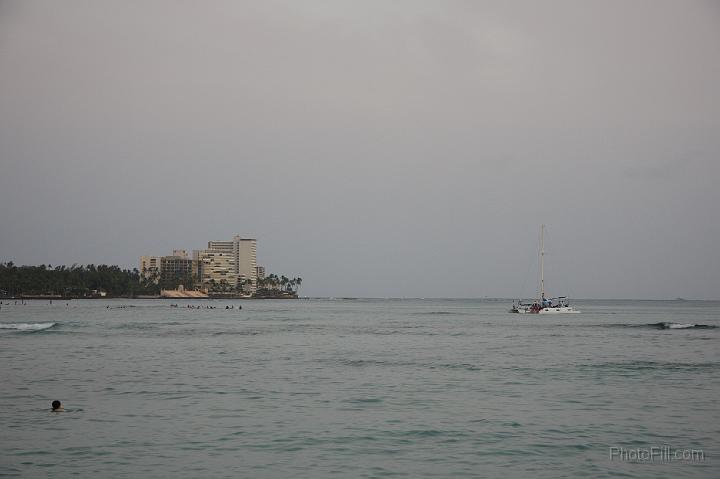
0, 262, 301, 299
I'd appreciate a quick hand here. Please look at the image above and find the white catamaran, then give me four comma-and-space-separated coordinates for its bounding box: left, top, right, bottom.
510, 225, 580, 314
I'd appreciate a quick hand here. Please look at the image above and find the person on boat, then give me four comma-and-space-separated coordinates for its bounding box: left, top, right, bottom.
51, 400, 64, 412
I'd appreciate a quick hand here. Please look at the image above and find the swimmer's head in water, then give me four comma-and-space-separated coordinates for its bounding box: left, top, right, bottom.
51, 400, 62, 410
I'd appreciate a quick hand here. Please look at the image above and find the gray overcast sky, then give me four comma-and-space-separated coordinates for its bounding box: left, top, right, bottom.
1, 0, 719, 299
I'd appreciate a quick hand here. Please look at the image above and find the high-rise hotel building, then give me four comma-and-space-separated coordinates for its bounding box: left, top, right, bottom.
141, 236, 257, 291
160, 252, 193, 283
197, 235, 257, 291
140, 251, 193, 284
196, 250, 237, 288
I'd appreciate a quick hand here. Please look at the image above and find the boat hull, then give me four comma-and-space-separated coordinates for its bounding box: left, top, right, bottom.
538, 306, 580, 314
511, 305, 580, 314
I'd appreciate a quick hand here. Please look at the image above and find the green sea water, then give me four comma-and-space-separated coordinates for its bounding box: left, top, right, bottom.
1, 298, 718, 478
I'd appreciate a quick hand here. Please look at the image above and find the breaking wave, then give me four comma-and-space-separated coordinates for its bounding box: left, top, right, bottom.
592, 322, 717, 330
0, 322, 57, 332
649, 322, 716, 330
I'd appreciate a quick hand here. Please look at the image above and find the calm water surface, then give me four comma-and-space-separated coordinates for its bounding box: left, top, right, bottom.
1, 299, 718, 478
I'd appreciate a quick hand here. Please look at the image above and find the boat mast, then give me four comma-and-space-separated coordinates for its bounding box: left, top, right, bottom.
540, 224, 545, 301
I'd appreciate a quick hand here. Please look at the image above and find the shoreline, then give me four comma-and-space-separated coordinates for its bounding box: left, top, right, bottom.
1, 293, 299, 300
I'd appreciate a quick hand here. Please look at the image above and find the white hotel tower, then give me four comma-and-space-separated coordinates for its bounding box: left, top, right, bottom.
200, 235, 257, 291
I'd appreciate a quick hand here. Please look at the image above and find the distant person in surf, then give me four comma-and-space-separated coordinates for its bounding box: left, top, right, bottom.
51, 400, 64, 412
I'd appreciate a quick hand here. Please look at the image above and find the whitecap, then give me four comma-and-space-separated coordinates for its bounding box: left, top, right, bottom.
0, 322, 57, 331
654, 322, 716, 329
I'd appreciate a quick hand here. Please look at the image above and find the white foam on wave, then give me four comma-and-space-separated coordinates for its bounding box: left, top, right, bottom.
0, 322, 56, 331
667, 323, 695, 329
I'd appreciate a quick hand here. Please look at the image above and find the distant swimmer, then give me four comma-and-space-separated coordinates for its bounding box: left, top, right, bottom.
51, 400, 64, 412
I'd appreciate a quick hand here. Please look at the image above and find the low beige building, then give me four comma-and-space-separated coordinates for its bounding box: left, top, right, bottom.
140, 256, 161, 283
160, 285, 208, 298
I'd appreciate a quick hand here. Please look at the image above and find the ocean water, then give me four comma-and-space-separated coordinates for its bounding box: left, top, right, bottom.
0, 298, 718, 478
